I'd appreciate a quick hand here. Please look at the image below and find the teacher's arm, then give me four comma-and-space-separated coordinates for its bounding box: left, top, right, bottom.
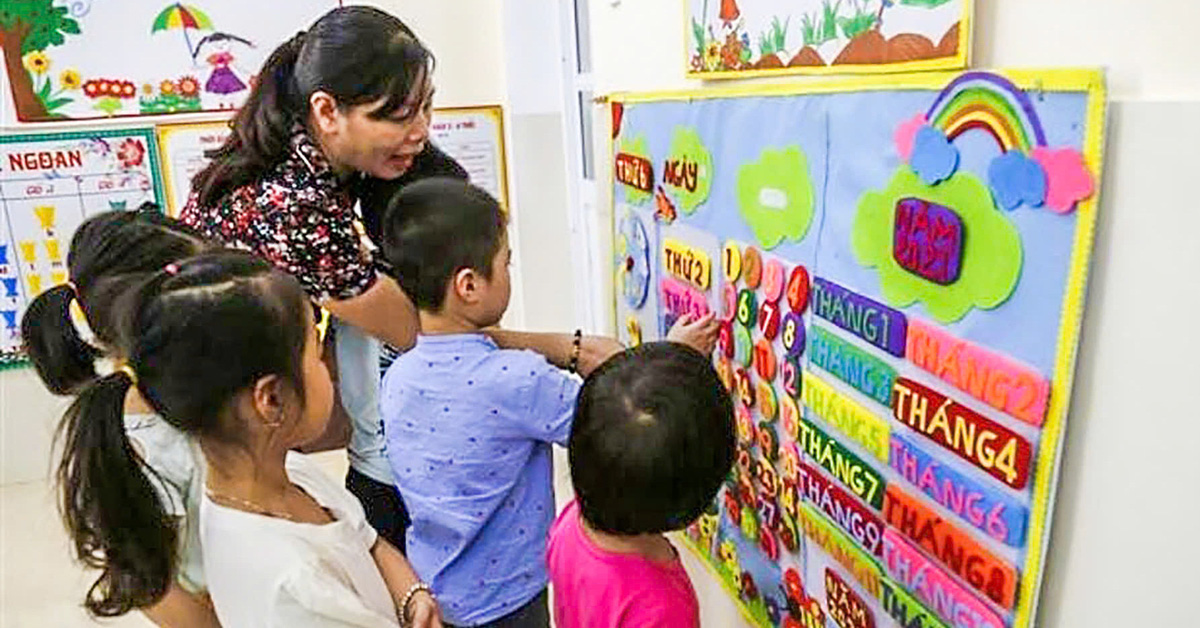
321, 275, 418, 350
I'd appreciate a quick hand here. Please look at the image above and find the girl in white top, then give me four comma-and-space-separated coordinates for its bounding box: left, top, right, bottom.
49, 250, 441, 627
21, 208, 217, 625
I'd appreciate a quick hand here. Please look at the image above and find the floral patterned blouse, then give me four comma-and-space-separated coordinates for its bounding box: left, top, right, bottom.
181, 128, 376, 302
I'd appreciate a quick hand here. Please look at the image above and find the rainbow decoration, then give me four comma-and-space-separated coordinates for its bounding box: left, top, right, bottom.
927, 72, 1048, 153
896, 71, 1095, 214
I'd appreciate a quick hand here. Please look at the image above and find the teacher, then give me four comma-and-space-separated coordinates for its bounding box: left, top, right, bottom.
181, 6, 439, 551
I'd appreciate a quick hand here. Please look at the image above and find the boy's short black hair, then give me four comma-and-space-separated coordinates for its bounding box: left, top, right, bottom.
570, 342, 735, 535
379, 177, 506, 312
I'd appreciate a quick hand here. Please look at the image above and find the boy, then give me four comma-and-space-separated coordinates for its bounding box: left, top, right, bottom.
378, 178, 718, 627
548, 342, 736, 628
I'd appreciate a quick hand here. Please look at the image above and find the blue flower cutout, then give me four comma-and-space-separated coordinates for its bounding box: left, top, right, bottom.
988, 151, 1048, 210
910, 126, 960, 185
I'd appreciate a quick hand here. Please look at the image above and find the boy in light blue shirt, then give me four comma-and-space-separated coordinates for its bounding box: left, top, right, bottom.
377, 179, 715, 626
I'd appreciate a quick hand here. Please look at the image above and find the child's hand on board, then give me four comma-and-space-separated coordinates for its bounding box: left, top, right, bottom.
405, 590, 442, 628
667, 312, 719, 356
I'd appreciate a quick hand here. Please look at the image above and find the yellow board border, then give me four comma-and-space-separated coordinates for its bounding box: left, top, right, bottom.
154, 118, 234, 217
608, 68, 1108, 628
432, 104, 512, 214
682, 0, 974, 79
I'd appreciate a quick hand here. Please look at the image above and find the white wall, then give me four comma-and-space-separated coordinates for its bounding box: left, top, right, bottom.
587, 1, 1200, 626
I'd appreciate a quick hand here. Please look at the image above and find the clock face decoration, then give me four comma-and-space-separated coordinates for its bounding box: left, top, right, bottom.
617, 211, 651, 309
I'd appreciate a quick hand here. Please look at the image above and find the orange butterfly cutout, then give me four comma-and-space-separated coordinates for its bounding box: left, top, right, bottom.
654, 186, 677, 224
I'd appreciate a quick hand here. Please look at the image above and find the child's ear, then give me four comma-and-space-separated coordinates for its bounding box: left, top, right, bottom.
452, 267, 480, 304
250, 374, 286, 427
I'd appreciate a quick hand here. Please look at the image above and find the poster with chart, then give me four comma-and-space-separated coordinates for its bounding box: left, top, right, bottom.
1, 128, 165, 368
2, 0, 339, 122
685, 0, 972, 78
610, 69, 1106, 628
156, 118, 231, 215
430, 105, 510, 212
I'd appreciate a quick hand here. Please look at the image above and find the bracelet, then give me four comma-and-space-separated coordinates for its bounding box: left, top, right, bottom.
400, 581, 434, 625
568, 329, 583, 374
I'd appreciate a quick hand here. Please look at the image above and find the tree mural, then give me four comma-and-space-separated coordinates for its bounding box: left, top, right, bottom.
0, 0, 82, 120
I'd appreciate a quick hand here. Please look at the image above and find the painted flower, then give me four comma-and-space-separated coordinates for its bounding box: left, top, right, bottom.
116, 138, 146, 169
59, 69, 81, 90
120, 81, 136, 98
83, 80, 102, 98
178, 75, 200, 98
704, 40, 721, 70
159, 80, 177, 95
23, 51, 50, 75
142, 83, 154, 96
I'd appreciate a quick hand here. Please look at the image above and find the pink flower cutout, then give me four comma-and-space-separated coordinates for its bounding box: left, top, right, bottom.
895, 113, 927, 162
1031, 147, 1094, 213
117, 138, 146, 169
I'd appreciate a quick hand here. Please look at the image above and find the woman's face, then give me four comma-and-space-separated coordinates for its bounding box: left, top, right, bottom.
314, 81, 435, 180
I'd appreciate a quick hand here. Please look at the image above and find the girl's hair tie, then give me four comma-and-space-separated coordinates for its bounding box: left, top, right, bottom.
164, 263, 179, 276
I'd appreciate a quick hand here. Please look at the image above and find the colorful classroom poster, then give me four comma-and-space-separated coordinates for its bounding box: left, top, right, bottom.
0, 128, 165, 368
2, 0, 339, 122
611, 69, 1106, 628
686, 0, 972, 78
155, 118, 232, 215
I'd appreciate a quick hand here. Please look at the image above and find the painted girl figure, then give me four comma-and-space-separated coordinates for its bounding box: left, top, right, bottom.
193, 32, 254, 109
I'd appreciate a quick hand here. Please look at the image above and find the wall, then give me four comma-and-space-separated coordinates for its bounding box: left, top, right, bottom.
586, 1, 1200, 626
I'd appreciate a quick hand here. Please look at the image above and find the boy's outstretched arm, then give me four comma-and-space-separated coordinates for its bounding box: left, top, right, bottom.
485, 330, 623, 377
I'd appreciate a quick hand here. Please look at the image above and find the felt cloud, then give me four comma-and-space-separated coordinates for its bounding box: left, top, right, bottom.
1031, 147, 1095, 213
988, 151, 1047, 210
735, 146, 816, 250
852, 167, 1024, 323
894, 113, 927, 161
910, 126, 960, 185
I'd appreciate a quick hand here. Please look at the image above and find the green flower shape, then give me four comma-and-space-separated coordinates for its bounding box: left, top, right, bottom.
663, 126, 713, 214
736, 146, 816, 250
852, 167, 1023, 323
616, 134, 652, 206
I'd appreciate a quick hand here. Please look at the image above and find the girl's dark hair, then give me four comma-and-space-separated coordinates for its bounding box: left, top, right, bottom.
380, 177, 507, 311
192, 6, 434, 207
20, 206, 208, 394
570, 342, 736, 535
57, 250, 311, 616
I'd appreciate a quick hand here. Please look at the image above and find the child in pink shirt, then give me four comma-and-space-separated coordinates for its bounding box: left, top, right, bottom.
547, 342, 735, 627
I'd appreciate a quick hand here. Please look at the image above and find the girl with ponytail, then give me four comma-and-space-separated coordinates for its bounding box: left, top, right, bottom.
56, 250, 441, 627
20, 206, 219, 627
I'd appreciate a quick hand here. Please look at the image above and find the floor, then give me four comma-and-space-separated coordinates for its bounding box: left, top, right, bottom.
0, 450, 349, 628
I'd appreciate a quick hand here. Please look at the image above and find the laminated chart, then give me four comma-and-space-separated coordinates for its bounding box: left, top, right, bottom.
610, 69, 1106, 628
1, 128, 164, 368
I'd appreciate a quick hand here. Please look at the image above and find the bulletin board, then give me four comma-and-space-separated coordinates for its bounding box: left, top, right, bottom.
155, 106, 511, 217
2, 0, 339, 122
610, 69, 1106, 628
0, 127, 165, 369
685, 0, 972, 79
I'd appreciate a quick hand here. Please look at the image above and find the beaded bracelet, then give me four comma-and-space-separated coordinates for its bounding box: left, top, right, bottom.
400, 581, 434, 626
568, 329, 583, 374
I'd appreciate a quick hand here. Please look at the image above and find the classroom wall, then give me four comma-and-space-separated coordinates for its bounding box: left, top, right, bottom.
586, 1, 1200, 626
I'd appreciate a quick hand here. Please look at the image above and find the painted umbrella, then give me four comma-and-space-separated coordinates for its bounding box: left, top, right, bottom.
151, 3, 214, 57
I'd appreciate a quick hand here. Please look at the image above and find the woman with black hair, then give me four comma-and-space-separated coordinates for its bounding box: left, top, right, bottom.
182, 5, 617, 558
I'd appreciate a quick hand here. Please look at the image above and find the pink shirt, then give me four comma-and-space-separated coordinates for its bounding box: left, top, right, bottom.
547, 501, 700, 628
